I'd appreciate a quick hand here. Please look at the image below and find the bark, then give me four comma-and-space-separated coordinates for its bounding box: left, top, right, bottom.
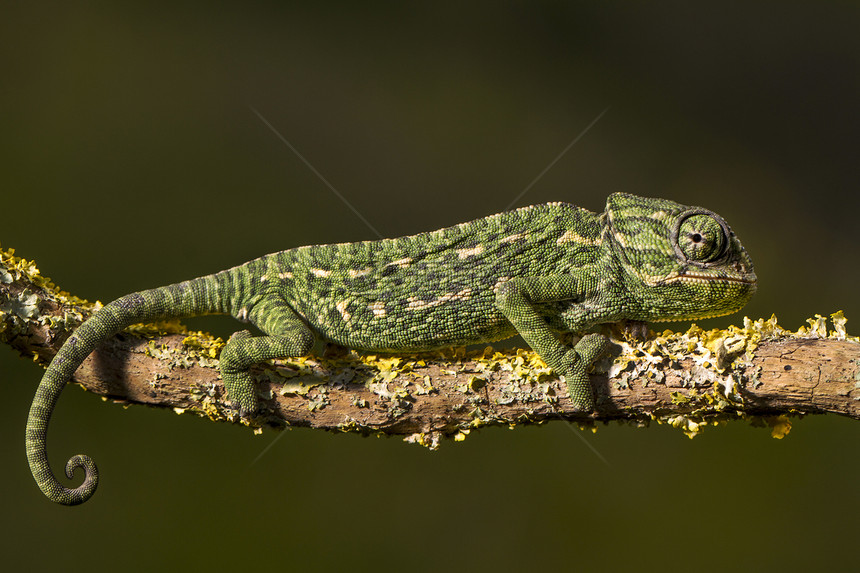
2, 249, 857, 446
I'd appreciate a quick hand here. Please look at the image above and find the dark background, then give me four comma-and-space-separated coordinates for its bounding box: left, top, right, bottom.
2, 2, 858, 571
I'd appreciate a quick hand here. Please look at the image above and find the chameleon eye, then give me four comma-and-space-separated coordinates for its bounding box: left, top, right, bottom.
676, 214, 728, 263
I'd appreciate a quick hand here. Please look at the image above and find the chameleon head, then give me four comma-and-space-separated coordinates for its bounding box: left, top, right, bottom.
604, 193, 757, 321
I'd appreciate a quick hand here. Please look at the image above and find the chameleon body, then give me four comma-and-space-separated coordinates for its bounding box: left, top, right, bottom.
26, 193, 756, 505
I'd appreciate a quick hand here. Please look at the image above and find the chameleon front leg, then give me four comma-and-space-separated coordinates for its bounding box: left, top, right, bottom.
219, 297, 314, 415
495, 274, 610, 411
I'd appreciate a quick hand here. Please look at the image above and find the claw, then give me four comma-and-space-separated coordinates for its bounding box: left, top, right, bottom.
226, 398, 260, 421
613, 320, 650, 343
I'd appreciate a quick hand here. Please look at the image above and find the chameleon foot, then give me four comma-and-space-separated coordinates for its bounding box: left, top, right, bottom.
560, 333, 611, 411
219, 330, 261, 416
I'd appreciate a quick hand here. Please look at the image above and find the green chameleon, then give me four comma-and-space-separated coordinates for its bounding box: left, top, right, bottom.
26, 193, 756, 505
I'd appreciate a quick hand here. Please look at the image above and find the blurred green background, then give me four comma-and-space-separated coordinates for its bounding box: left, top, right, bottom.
2, 2, 858, 571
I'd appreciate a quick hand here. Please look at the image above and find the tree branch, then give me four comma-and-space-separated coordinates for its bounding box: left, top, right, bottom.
2, 245, 857, 447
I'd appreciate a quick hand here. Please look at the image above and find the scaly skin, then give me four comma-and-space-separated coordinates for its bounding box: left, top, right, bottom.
26, 193, 756, 505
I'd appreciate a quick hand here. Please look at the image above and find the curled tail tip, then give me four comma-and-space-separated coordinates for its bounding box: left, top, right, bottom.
59, 454, 99, 505
36, 454, 99, 506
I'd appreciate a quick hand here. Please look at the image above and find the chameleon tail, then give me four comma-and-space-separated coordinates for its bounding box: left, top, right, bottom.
26, 269, 241, 505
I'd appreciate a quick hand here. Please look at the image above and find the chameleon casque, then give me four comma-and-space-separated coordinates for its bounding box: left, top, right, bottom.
26, 193, 756, 505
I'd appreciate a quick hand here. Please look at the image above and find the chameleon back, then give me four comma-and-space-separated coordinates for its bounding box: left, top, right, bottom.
274, 202, 605, 350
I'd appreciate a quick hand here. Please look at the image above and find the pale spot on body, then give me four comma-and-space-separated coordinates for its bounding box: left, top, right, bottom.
348, 268, 372, 278
456, 246, 484, 259
368, 301, 386, 317
407, 288, 473, 310
311, 268, 331, 278
557, 230, 600, 246
500, 232, 527, 243
336, 300, 352, 322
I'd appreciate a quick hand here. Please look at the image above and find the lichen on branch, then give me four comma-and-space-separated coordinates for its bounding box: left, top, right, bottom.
2, 243, 857, 450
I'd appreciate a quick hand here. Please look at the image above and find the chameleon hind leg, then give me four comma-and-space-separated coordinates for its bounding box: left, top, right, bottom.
495, 274, 610, 411
219, 297, 314, 415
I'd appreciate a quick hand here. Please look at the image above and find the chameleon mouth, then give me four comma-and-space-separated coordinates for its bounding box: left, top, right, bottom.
666, 272, 757, 286
650, 308, 741, 322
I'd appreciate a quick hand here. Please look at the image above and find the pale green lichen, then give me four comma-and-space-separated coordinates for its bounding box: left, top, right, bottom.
410, 311, 853, 444
1, 290, 40, 320
336, 417, 384, 438
0, 243, 93, 311
2, 243, 850, 445
0, 245, 94, 347
602, 312, 856, 439
471, 346, 557, 406
306, 388, 330, 412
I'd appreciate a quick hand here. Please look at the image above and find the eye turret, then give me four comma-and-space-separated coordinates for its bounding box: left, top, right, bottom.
672, 211, 730, 265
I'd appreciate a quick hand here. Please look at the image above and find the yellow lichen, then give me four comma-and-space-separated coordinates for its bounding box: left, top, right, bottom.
3, 243, 850, 444
766, 415, 792, 439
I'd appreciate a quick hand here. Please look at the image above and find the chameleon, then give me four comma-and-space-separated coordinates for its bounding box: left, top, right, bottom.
26, 192, 756, 505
